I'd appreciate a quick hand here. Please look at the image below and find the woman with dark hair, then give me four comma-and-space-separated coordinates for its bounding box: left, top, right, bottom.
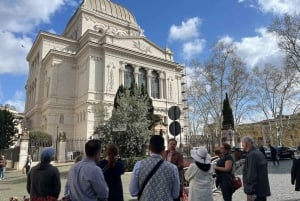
97, 144, 125, 201
214, 143, 234, 201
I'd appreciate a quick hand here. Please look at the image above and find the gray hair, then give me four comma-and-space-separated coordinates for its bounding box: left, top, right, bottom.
241, 136, 254, 147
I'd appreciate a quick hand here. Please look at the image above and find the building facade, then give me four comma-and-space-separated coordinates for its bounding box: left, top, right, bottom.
24, 0, 188, 142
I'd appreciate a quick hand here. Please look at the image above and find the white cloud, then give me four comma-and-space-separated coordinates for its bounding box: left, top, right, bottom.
258, 0, 300, 15
48, 29, 57, 34
0, 0, 80, 75
0, 32, 32, 74
222, 27, 284, 68
5, 90, 25, 112
168, 17, 205, 59
0, 0, 66, 33
182, 39, 206, 59
168, 17, 202, 41
239, 0, 300, 15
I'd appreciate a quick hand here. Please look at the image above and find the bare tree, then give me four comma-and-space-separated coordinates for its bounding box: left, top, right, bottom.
268, 14, 300, 72
188, 40, 253, 147
252, 63, 300, 145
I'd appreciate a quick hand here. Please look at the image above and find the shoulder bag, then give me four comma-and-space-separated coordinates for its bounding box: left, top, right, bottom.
138, 159, 164, 200
232, 175, 242, 191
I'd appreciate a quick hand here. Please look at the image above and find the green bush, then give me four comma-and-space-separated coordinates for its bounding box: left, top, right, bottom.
123, 156, 145, 172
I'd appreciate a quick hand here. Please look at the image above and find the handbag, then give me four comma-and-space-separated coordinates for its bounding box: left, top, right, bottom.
138, 159, 164, 200
232, 175, 242, 191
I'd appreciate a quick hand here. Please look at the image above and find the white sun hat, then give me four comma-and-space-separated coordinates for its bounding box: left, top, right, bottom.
190, 146, 211, 164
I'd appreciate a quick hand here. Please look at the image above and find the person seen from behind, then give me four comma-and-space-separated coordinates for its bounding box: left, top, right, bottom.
291, 145, 300, 191
26, 147, 61, 201
269, 144, 279, 166
163, 138, 184, 201
184, 146, 213, 201
66, 139, 108, 201
63, 154, 83, 201
129, 135, 180, 201
213, 143, 234, 201
97, 144, 125, 201
242, 136, 270, 201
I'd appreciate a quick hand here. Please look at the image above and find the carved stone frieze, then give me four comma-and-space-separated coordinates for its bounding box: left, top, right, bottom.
133, 41, 152, 53
94, 24, 127, 36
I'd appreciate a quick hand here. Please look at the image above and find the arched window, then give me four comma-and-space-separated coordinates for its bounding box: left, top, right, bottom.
124, 64, 134, 88
151, 71, 159, 98
138, 68, 147, 89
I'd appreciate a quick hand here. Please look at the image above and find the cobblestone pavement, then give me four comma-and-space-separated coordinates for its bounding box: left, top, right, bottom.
0, 160, 299, 201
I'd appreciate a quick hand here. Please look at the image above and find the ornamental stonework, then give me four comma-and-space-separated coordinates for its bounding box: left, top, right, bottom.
133, 40, 152, 53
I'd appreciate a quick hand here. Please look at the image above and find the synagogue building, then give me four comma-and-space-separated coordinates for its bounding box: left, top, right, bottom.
24, 0, 188, 142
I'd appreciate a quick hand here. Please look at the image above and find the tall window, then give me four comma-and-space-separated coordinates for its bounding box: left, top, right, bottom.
151, 71, 159, 98
138, 68, 147, 89
124, 64, 134, 88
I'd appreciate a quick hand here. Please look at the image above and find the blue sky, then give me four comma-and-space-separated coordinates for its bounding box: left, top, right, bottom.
0, 0, 299, 112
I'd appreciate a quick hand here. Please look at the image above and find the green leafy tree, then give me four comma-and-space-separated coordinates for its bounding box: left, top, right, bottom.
0, 109, 17, 149
29, 131, 52, 143
222, 93, 234, 130
96, 84, 154, 157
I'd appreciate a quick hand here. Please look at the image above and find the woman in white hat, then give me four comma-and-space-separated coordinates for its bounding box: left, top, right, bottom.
184, 146, 213, 201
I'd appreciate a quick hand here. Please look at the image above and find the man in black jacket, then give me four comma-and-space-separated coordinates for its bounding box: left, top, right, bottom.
291, 145, 300, 191
242, 136, 271, 201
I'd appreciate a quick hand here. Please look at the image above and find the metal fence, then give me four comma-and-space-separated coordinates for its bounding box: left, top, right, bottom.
65, 138, 87, 161
28, 138, 52, 161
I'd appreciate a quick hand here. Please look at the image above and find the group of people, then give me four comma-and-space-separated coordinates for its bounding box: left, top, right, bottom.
24, 135, 300, 201
129, 135, 271, 201
26, 140, 125, 201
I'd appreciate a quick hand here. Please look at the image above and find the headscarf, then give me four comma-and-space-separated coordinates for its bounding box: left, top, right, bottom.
41, 147, 55, 164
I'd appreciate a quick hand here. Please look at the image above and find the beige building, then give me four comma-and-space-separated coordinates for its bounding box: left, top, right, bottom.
24, 0, 188, 142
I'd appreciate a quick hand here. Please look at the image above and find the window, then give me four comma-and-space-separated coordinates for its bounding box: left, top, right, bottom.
124, 64, 134, 88
138, 68, 147, 89
151, 71, 159, 98
59, 114, 64, 124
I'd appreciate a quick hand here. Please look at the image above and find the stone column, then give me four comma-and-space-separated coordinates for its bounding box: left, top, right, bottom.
119, 62, 125, 86
19, 134, 30, 170
133, 65, 139, 84
146, 69, 152, 96
159, 71, 164, 99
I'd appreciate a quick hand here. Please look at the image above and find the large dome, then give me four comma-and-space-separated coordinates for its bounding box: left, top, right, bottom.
81, 0, 137, 25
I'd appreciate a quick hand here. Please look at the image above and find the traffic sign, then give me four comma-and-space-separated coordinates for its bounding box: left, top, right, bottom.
168, 106, 181, 120
169, 121, 181, 136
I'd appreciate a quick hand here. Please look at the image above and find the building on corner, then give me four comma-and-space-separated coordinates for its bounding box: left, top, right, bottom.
24, 0, 189, 144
